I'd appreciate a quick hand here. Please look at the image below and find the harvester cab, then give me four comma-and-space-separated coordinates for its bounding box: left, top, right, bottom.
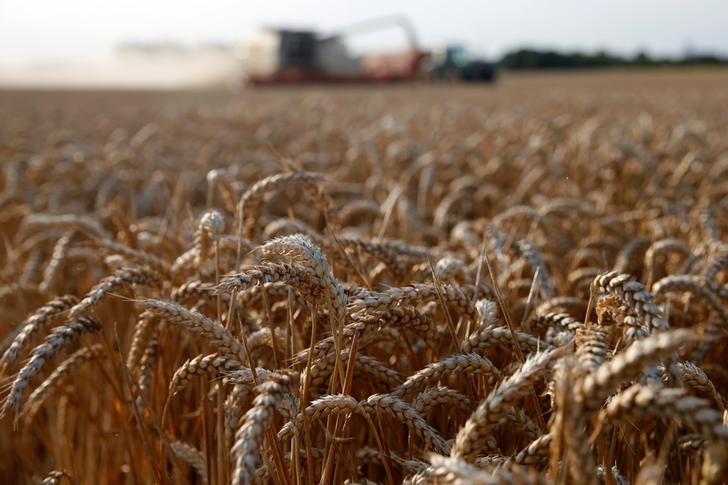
276, 30, 319, 70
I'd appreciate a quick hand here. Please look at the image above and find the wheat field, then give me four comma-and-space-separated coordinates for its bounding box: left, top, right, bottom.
0, 71, 727, 484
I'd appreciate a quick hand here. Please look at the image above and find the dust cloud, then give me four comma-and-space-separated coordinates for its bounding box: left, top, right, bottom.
0, 48, 244, 89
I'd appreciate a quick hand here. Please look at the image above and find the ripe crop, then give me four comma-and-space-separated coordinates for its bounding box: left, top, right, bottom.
1, 73, 727, 484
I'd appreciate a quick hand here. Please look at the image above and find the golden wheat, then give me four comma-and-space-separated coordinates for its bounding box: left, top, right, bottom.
1, 74, 727, 484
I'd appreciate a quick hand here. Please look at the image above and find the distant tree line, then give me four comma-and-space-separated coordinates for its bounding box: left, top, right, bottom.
497, 48, 728, 70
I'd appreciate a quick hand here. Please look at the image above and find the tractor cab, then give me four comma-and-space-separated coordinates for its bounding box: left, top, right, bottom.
431, 45, 497, 83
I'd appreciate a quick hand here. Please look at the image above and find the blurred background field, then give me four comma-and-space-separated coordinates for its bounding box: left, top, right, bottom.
2, 0, 727, 89
3, 68, 727, 131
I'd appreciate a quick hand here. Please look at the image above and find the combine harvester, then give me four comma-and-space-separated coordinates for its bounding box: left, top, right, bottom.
239, 15, 495, 85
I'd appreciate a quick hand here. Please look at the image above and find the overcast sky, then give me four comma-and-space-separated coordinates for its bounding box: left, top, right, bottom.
1, 0, 727, 63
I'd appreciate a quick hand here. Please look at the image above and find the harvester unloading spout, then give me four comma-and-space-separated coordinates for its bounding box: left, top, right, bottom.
321, 14, 421, 52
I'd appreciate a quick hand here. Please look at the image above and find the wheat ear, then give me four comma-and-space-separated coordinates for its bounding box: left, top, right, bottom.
231, 374, 292, 485
70, 266, 162, 318
170, 440, 208, 484
136, 299, 245, 361
21, 344, 102, 423
0, 295, 79, 372
2, 316, 101, 418
452, 346, 565, 460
